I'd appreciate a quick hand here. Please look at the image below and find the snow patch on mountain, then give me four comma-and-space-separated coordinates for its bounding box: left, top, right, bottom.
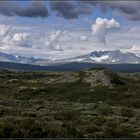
90, 55, 109, 62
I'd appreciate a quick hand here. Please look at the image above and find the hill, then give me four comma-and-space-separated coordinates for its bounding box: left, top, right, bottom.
1, 61, 140, 72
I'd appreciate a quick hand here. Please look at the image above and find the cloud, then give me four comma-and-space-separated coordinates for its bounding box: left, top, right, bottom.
11, 32, 32, 47
0, 1, 49, 18
0, 19, 139, 60
48, 30, 61, 42
49, 1, 93, 19
81, 1, 140, 21
98, 1, 140, 21
0, 1, 140, 21
92, 17, 120, 44
0, 24, 10, 37
49, 1, 140, 21
45, 31, 62, 51
3, 32, 32, 48
50, 1, 140, 21
45, 30, 75, 51
80, 35, 88, 41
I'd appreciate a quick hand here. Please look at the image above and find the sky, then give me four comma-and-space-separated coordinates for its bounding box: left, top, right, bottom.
0, 1, 140, 60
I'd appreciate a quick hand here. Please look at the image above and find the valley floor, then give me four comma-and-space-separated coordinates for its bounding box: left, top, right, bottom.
0, 69, 140, 138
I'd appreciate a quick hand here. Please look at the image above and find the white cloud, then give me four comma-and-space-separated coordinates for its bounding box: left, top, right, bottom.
0, 18, 139, 60
92, 17, 120, 44
80, 35, 88, 41
11, 32, 32, 47
2, 32, 32, 48
48, 30, 61, 42
44, 30, 62, 51
0, 24, 9, 37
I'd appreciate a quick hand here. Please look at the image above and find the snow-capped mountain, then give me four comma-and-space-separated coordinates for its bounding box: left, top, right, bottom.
0, 50, 140, 65
90, 50, 140, 63
69, 50, 140, 64
0, 51, 47, 64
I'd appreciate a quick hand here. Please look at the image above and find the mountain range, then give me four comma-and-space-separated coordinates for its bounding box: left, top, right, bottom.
68, 50, 140, 64
0, 51, 47, 65
0, 50, 140, 65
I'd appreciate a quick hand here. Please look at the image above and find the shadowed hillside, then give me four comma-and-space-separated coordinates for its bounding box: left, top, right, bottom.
1, 61, 140, 72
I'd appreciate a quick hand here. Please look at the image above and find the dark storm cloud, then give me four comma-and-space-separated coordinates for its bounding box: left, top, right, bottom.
0, 1, 49, 18
0, 1, 140, 21
97, 1, 140, 21
49, 1, 140, 21
17, 2, 49, 18
85, 1, 140, 21
50, 1, 93, 19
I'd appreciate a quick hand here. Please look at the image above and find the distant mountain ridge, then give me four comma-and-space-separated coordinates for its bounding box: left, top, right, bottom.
90, 50, 140, 63
0, 50, 140, 65
0, 51, 47, 64
70, 50, 140, 64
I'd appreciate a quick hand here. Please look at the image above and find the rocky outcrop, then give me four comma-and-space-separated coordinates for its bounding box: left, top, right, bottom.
79, 69, 112, 86
44, 68, 125, 87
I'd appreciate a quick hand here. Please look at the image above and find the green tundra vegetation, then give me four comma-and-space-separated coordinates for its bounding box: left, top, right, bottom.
0, 68, 140, 138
